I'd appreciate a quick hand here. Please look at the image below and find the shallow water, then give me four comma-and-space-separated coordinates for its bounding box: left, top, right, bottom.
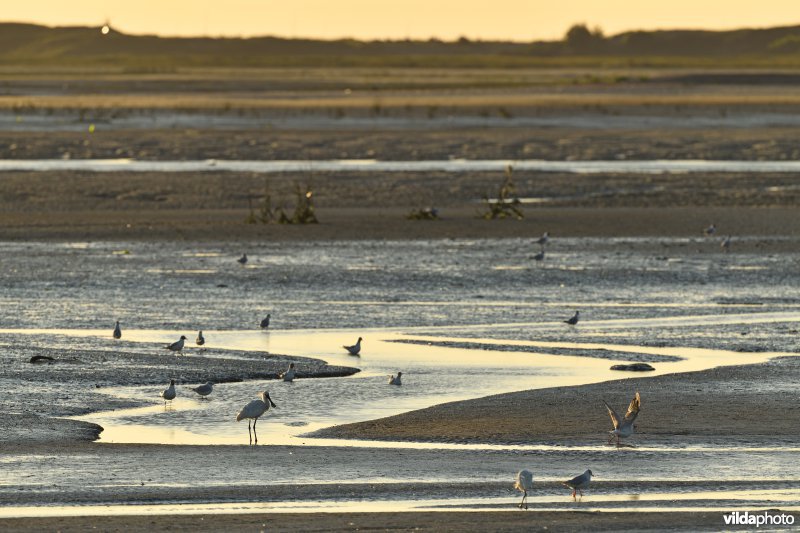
1, 238, 799, 515
5, 158, 800, 174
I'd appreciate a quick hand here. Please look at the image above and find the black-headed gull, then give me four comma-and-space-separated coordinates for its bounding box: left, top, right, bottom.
564, 311, 580, 325
344, 337, 363, 355
563, 469, 593, 500
191, 381, 213, 398
604, 391, 641, 446
280, 363, 296, 382
237, 253, 248, 265
165, 335, 187, 354
260, 314, 271, 329
160, 379, 176, 405
113, 320, 122, 339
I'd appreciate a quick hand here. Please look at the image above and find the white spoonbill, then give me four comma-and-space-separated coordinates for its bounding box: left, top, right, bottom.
236, 391, 277, 445
514, 469, 534, 509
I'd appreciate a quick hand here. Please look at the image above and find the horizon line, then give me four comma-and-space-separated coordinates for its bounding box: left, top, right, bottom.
5, 19, 800, 44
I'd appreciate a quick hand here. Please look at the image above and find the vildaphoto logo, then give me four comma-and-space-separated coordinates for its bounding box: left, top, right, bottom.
723, 511, 795, 527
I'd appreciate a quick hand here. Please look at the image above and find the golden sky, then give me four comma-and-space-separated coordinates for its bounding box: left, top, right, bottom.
5, 1, 799, 41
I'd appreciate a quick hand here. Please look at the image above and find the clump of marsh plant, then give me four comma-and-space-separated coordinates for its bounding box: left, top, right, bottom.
289, 185, 318, 224
481, 165, 523, 220
246, 182, 318, 225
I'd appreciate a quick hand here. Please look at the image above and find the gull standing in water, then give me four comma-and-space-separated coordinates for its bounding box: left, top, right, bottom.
564, 311, 580, 325
260, 314, 271, 329
196, 331, 205, 346
532, 250, 545, 262
563, 469, 593, 500
536, 231, 550, 248
160, 379, 176, 406
721, 235, 732, 253
280, 363, 296, 382
237, 253, 248, 265
113, 321, 122, 339
344, 337, 363, 355
236, 391, 277, 445
191, 381, 213, 399
704, 223, 716, 236
165, 335, 187, 355
514, 469, 534, 510
604, 391, 641, 446
388, 372, 402, 385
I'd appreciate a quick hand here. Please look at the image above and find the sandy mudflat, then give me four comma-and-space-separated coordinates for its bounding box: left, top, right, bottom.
312, 357, 800, 446
0, 511, 762, 532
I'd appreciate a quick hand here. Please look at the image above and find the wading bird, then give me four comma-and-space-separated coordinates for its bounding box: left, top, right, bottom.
388, 372, 402, 386
237, 253, 248, 265
160, 379, 176, 405
344, 337, 363, 355
165, 335, 187, 355
533, 250, 545, 262
563, 469, 593, 500
113, 320, 122, 339
721, 235, 732, 253
236, 391, 277, 445
280, 363, 296, 382
196, 330, 205, 346
514, 469, 534, 509
260, 314, 271, 329
704, 223, 716, 236
604, 391, 641, 446
536, 231, 550, 248
191, 381, 213, 399
564, 311, 580, 325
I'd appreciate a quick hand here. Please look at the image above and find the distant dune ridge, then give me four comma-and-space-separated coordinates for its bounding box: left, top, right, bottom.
4, 22, 800, 67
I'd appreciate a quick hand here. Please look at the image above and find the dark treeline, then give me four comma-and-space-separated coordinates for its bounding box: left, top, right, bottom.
2, 22, 800, 67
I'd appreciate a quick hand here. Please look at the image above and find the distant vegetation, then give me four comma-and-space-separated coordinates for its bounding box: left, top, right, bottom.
6, 22, 800, 68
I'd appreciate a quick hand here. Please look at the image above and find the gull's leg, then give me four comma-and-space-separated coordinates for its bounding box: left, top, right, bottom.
247, 420, 252, 445
524, 491, 528, 510
518, 493, 523, 508
572, 489, 576, 500
253, 418, 258, 444
579, 489, 584, 498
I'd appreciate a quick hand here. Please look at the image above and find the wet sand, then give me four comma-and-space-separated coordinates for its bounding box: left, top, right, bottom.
3, 74, 800, 530
313, 356, 800, 446
0, 511, 750, 532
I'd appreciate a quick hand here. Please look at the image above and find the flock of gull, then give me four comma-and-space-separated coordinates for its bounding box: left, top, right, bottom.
115, 304, 401, 445
513, 391, 641, 507
122, 238, 658, 504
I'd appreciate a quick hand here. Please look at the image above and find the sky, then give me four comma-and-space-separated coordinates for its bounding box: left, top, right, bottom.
3, 1, 799, 41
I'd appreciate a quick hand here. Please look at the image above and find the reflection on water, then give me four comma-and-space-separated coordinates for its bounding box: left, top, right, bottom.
9, 325, 776, 446
8, 158, 800, 175
1, 489, 799, 518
